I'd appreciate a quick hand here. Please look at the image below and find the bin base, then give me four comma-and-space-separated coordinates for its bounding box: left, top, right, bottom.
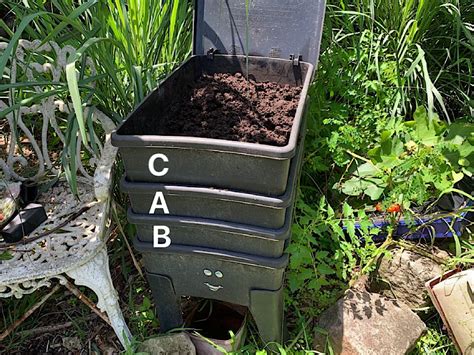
146, 272, 287, 345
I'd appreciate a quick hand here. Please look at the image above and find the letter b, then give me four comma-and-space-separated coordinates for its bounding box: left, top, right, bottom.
153, 226, 171, 248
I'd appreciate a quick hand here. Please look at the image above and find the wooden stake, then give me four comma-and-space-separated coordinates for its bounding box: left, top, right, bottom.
63, 280, 111, 326
17, 314, 96, 337
112, 203, 144, 279
0, 284, 61, 342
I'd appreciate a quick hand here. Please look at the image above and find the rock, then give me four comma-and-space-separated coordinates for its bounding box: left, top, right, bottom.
138, 333, 196, 355
314, 290, 426, 355
369, 246, 449, 309
62, 336, 82, 352
351, 274, 370, 291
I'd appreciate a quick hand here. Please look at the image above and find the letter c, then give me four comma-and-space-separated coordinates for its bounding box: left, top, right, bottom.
148, 153, 169, 177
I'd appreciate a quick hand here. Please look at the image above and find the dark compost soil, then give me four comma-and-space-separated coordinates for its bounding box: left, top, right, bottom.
157, 73, 302, 146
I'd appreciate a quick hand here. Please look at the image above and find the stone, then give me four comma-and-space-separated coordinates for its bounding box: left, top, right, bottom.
138, 333, 196, 355
369, 246, 449, 309
62, 336, 82, 352
314, 290, 426, 355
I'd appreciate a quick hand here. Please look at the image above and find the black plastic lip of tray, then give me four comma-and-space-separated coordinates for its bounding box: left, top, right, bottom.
112, 54, 313, 159
134, 239, 290, 270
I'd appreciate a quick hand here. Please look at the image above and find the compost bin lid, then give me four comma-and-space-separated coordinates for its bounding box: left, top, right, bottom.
193, 0, 326, 66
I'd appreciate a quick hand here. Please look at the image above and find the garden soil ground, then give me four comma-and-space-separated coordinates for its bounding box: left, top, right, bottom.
158, 73, 302, 146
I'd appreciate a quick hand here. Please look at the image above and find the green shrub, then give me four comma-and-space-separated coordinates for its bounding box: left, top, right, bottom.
336, 107, 474, 207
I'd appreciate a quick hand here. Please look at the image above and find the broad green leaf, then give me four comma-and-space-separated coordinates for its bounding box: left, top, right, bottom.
379, 154, 400, 169
298, 268, 314, 280
354, 162, 379, 177
287, 273, 300, 293
463, 168, 473, 177
364, 183, 385, 200
380, 130, 394, 156
368, 146, 382, 161
445, 121, 474, 144
452, 171, 464, 183
317, 263, 336, 275
392, 137, 405, 156
289, 245, 313, 268
345, 219, 356, 239
315, 251, 329, 260
0, 251, 13, 260
411, 107, 440, 146
340, 178, 365, 196
308, 278, 323, 291
343, 202, 353, 218
380, 130, 393, 142
327, 203, 335, 218
382, 136, 404, 158
460, 146, 474, 160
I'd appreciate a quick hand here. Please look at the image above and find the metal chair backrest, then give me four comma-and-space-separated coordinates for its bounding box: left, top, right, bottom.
0, 40, 113, 186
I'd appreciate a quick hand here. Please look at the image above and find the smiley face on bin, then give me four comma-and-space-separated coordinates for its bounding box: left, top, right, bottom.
202, 269, 224, 292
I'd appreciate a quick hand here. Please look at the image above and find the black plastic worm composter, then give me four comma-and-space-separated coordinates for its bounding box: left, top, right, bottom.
112, 0, 326, 345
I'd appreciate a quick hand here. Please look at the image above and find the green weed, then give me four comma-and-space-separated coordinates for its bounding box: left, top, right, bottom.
412, 316, 456, 355
336, 107, 474, 208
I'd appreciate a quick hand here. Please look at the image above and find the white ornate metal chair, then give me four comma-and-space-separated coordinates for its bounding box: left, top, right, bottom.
0, 40, 131, 347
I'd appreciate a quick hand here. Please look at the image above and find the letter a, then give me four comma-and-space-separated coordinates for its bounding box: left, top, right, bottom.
149, 191, 170, 214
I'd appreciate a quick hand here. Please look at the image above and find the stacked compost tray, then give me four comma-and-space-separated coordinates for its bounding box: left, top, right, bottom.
112, 0, 325, 345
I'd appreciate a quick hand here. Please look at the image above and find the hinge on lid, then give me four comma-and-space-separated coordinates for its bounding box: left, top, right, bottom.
207, 48, 217, 59
290, 54, 302, 66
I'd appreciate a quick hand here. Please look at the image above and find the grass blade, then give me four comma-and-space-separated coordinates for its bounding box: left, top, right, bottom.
0, 11, 47, 76
65, 37, 108, 145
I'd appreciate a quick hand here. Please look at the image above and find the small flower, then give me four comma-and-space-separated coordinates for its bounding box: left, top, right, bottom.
405, 140, 418, 154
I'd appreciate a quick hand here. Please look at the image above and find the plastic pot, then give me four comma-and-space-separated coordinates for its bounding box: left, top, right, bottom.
135, 241, 288, 306
425, 269, 474, 354
112, 55, 312, 196
354, 206, 472, 241
136, 241, 287, 343
130, 204, 293, 257
1, 203, 47, 243
122, 179, 290, 229
122, 135, 303, 229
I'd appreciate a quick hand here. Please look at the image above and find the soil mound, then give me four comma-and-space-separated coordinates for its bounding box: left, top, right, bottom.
159, 72, 302, 146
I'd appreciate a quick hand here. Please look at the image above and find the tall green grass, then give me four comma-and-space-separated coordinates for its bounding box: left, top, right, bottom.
1, 0, 192, 118
0, 0, 192, 190
322, 0, 473, 120
92, 0, 192, 116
